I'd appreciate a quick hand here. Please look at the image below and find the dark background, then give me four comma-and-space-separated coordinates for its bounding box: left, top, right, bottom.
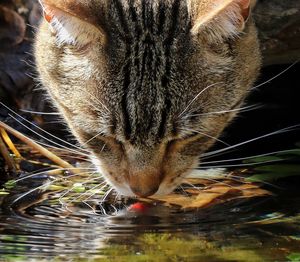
209, 63, 300, 164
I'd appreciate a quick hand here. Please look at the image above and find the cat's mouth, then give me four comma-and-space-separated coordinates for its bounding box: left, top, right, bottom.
91, 155, 195, 197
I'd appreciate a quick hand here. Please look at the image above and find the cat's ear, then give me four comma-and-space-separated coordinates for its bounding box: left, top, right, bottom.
39, 0, 105, 46
191, 0, 253, 40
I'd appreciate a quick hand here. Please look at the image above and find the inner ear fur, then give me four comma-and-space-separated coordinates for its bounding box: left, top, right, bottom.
191, 0, 254, 39
39, 0, 105, 37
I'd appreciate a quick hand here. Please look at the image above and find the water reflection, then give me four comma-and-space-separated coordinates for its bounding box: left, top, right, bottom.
0, 175, 300, 261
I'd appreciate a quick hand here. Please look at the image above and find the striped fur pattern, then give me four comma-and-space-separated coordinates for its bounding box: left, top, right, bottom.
35, 0, 261, 197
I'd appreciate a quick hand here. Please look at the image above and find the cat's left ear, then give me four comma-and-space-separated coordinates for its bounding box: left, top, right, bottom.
191, 0, 253, 39
39, 0, 105, 46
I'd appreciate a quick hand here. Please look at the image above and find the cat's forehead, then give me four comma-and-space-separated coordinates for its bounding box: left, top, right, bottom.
96, 1, 193, 144
103, 0, 191, 40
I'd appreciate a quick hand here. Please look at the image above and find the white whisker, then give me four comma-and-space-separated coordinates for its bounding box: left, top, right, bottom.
200, 149, 296, 165
81, 89, 111, 114
82, 132, 105, 146
0, 103, 89, 154
65, 181, 107, 206
82, 201, 99, 215
5, 112, 91, 158
12, 179, 56, 204
59, 173, 103, 206
100, 187, 114, 204
201, 125, 300, 159
179, 82, 222, 118
196, 159, 282, 169
20, 109, 62, 115
189, 104, 261, 117
181, 127, 230, 146
252, 61, 298, 90
6, 111, 89, 154
15, 167, 97, 183
227, 174, 282, 189
191, 177, 245, 191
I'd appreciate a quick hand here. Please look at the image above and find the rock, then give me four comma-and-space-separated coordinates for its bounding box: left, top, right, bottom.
254, 0, 300, 65
0, 5, 26, 47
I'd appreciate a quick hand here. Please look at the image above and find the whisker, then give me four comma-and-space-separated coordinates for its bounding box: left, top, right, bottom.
100, 187, 114, 204
5, 110, 89, 154
12, 179, 57, 204
1, 103, 87, 153
14, 167, 97, 183
0, 103, 87, 151
6, 113, 91, 158
252, 61, 299, 90
26, 23, 39, 31
181, 127, 230, 146
82, 132, 105, 146
109, 204, 118, 214
81, 89, 111, 114
189, 104, 262, 117
199, 149, 296, 165
179, 185, 189, 196
196, 159, 282, 169
189, 177, 246, 191
82, 183, 109, 203
23, 134, 91, 158
201, 125, 300, 159
59, 173, 103, 206
113, 193, 121, 204
181, 181, 203, 191
20, 109, 62, 115
179, 82, 222, 118
65, 180, 107, 206
226, 174, 283, 189
82, 201, 99, 215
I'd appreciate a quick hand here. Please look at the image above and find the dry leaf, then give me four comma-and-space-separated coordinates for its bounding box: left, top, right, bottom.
147, 178, 272, 210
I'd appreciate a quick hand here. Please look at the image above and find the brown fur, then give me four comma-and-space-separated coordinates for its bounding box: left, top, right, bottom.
35, 0, 261, 197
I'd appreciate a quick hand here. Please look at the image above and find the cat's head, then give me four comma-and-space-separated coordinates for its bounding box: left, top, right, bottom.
35, 0, 261, 197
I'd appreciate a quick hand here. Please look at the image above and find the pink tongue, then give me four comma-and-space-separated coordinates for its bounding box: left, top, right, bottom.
128, 202, 148, 213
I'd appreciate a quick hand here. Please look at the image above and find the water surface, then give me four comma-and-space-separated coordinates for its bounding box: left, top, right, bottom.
0, 167, 300, 262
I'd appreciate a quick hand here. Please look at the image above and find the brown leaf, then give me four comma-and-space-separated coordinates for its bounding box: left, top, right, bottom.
150, 194, 192, 208
148, 178, 272, 210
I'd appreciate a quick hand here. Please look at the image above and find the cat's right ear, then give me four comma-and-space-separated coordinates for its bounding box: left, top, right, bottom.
191, 0, 254, 41
39, 0, 105, 46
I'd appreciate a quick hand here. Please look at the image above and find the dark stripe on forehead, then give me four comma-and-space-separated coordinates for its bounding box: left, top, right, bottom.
112, 0, 132, 139
111, 0, 131, 40
158, 0, 182, 139
157, 1, 166, 35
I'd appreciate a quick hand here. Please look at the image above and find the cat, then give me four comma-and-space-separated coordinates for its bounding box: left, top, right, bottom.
35, 0, 261, 197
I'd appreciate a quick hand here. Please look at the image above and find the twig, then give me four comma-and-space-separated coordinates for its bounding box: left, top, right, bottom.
0, 128, 22, 158
0, 121, 77, 172
0, 135, 17, 173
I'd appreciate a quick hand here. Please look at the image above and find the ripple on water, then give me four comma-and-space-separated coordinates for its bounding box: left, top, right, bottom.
0, 175, 300, 261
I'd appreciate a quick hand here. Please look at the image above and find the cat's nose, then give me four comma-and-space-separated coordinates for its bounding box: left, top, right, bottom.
127, 171, 161, 197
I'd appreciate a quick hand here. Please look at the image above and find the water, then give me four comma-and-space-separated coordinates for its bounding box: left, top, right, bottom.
0, 169, 300, 261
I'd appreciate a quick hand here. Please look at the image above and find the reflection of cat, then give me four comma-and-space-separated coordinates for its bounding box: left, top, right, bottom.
35, 0, 261, 197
